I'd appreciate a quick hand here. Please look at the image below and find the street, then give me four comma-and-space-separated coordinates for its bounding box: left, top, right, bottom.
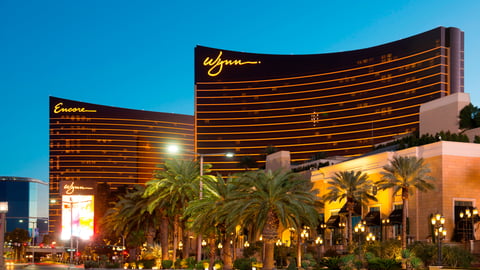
6, 263, 84, 270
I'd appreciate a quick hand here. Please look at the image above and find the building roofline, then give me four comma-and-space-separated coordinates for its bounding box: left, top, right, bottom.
0, 176, 48, 185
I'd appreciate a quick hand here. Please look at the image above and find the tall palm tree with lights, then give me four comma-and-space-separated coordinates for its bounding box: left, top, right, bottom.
376, 155, 435, 249
225, 169, 320, 270
323, 170, 377, 245
144, 158, 202, 261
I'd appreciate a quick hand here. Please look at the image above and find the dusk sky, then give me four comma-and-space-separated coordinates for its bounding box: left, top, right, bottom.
1, 0, 480, 182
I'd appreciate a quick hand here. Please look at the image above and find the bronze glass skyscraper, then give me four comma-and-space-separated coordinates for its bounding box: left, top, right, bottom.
49, 97, 194, 236
195, 27, 464, 174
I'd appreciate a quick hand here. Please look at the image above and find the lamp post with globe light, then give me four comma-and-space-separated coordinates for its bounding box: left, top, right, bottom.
431, 213, 447, 266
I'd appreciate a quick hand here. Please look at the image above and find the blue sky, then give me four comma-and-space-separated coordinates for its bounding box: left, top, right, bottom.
1, 0, 480, 182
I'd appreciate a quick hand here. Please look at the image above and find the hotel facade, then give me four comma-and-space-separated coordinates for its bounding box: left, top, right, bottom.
195, 26, 464, 175
49, 26, 473, 247
48, 97, 194, 238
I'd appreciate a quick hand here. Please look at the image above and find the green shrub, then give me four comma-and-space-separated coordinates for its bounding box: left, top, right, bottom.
442, 245, 475, 268
138, 259, 155, 269
233, 258, 256, 270
409, 241, 436, 266
184, 257, 197, 268
366, 257, 401, 270
194, 260, 210, 270
84, 260, 99, 269
105, 262, 120, 268
162, 259, 174, 269
286, 257, 296, 270
401, 249, 423, 270
318, 257, 341, 270
339, 254, 360, 270
174, 258, 182, 268
301, 253, 316, 268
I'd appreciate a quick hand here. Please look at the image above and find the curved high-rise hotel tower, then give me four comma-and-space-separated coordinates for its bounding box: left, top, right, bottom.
195, 26, 464, 174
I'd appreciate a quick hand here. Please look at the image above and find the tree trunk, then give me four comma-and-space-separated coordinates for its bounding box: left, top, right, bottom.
160, 213, 169, 260
347, 199, 355, 245
222, 234, 233, 270
262, 210, 279, 270
146, 225, 155, 247
264, 240, 275, 270
182, 231, 189, 259
209, 238, 216, 270
173, 215, 179, 262
402, 187, 409, 250
296, 234, 302, 269
347, 210, 353, 245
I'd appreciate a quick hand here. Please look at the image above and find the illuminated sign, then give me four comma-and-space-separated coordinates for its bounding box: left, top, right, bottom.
54, 102, 97, 113
64, 182, 94, 195
61, 195, 94, 240
203, 51, 260, 77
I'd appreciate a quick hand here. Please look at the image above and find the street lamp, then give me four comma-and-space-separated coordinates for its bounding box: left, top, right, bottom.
354, 221, 366, 246
381, 218, 390, 241
431, 213, 447, 266
366, 232, 376, 243
315, 236, 324, 258
300, 228, 309, 253
168, 145, 234, 261
179, 241, 183, 250
201, 239, 207, 260
338, 221, 346, 246
0, 202, 8, 270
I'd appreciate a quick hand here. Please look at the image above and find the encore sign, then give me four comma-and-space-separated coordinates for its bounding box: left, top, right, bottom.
53, 102, 97, 113
203, 51, 261, 77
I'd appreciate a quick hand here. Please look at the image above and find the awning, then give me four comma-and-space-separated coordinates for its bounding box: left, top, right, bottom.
364, 211, 381, 226
388, 209, 403, 224
339, 201, 361, 216
326, 215, 340, 227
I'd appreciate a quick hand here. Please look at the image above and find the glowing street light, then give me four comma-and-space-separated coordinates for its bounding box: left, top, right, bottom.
431, 213, 447, 266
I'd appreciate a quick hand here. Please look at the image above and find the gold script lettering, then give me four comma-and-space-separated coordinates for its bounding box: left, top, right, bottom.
64, 182, 93, 195
203, 51, 260, 77
65, 182, 75, 195
54, 102, 97, 114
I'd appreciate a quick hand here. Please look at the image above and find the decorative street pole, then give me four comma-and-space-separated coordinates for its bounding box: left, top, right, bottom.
381, 218, 390, 241
431, 213, 447, 266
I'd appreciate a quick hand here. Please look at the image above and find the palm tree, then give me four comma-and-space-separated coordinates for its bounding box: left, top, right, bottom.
101, 185, 156, 259
237, 155, 258, 170
376, 155, 435, 249
144, 158, 202, 261
185, 174, 237, 270
323, 170, 377, 245
225, 170, 320, 270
